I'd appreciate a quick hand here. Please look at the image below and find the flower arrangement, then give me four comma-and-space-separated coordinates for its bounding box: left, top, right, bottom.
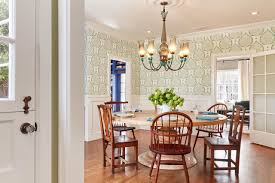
148, 88, 184, 110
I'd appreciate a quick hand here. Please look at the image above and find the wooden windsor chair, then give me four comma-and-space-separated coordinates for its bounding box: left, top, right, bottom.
97, 104, 138, 174
149, 111, 193, 183
104, 101, 136, 138
193, 103, 228, 151
204, 105, 245, 176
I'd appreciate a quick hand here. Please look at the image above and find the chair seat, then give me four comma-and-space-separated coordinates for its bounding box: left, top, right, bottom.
113, 126, 135, 132
196, 126, 222, 133
204, 137, 239, 149
114, 135, 137, 148
149, 144, 191, 155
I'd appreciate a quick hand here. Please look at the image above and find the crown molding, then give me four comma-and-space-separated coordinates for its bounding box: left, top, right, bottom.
178, 20, 275, 40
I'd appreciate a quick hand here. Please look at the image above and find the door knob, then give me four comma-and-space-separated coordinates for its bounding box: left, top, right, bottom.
20, 123, 37, 134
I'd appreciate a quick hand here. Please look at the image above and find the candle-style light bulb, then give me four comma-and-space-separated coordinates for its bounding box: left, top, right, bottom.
138, 41, 146, 57
179, 42, 190, 58
169, 36, 177, 54
147, 40, 155, 56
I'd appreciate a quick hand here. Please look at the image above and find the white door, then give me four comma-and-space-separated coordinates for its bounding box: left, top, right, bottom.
250, 50, 275, 148
0, 0, 36, 182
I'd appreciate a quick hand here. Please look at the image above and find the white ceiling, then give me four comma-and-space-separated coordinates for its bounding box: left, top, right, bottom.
85, 0, 275, 40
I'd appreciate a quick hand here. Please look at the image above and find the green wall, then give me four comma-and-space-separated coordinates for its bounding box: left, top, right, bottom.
84, 28, 140, 96
139, 24, 275, 96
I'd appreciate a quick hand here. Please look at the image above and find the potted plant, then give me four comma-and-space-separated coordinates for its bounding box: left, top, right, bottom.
148, 88, 184, 113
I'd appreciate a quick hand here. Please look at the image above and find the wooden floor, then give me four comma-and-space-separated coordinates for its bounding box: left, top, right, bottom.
85, 130, 275, 183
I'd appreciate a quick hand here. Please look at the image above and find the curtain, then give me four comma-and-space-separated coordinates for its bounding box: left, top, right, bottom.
238, 60, 250, 100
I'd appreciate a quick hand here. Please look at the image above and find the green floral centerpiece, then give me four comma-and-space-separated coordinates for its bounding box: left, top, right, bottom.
148, 88, 184, 111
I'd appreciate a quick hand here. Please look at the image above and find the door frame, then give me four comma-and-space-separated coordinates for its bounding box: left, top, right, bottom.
211, 50, 256, 104
35, 0, 53, 183
107, 54, 132, 105
58, 0, 85, 183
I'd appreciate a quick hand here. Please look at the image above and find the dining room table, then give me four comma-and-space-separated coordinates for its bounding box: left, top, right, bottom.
113, 110, 228, 170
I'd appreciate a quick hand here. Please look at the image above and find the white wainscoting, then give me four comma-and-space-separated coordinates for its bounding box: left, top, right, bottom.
84, 95, 110, 141
138, 95, 213, 111
85, 94, 213, 141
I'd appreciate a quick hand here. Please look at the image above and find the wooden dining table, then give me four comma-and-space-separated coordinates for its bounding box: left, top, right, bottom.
114, 110, 227, 170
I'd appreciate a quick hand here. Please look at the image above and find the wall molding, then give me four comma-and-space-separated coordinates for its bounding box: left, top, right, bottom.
176, 20, 275, 40
250, 130, 275, 149
138, 94, 212, 111
84, 95, 110, 141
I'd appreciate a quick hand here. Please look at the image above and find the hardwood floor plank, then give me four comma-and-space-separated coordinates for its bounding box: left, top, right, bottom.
85, 130, 275, 183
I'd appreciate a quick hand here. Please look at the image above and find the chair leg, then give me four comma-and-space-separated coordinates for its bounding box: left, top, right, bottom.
182, 155, 190, 183
111, 147, 115, 174
210, 148, 214, 176
203, 143, 207, 166
235, 149, 240, 176
219, 132, 223, 138
154, 154, 161, 183
135, 145, 138, 170
102, 141, 106, 167
149, 153, 157, 177
122, 147, 126, 170
132, 129, 136, 139
193, 130, 200, 151
119, 131, 122, 136
228, 150, 231, 173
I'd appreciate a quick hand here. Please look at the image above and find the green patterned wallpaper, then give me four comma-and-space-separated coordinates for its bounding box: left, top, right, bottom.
85, 24, 275, 97
140, 25, 275, 96
85, 28, 140, 95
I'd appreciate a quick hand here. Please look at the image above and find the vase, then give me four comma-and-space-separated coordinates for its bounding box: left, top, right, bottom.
159, 104, 171, 114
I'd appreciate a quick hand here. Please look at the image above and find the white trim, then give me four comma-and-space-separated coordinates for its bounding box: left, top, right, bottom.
178, 20, 275, 40
84, 95, 110, 141
107, 54, 132, 105
138, 94, 212, 111
250, 130, 275, 149
58, 0, 85, 183
35, 0, 52, 183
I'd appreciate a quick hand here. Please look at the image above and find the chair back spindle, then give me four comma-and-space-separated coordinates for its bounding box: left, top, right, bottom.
150, 112, 193, 153
98, 104, 114, 142
229, 105, 245, 144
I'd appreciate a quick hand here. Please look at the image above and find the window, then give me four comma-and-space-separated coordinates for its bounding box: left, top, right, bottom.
0, 0, 14, 98
216, 70, 239, 102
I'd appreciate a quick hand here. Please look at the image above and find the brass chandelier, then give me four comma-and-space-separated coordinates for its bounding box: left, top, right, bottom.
138, 1, 190, 71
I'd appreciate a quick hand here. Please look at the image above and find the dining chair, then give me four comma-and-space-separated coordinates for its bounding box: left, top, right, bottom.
193, 103, 228, 151
203, 105, 245, 176
105, 101, 136, 138
149, 111, 193, 183
97, 104, 138, 174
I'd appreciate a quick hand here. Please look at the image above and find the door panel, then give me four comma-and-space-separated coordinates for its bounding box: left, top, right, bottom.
0, 0, 36, 182
0, 112, 35, 182
251, 51, 275, 148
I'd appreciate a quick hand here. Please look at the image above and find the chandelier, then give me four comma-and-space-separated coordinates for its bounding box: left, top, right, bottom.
138, 1, 190, 71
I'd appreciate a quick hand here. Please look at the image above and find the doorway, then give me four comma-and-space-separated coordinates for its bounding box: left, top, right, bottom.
110, 60, 127, 112
215, 57, 251, 133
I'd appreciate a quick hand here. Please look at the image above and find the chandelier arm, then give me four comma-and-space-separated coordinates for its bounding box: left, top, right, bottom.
141, 58, 154, 71
166, 60, 186, 71
150, 61, 162, 71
